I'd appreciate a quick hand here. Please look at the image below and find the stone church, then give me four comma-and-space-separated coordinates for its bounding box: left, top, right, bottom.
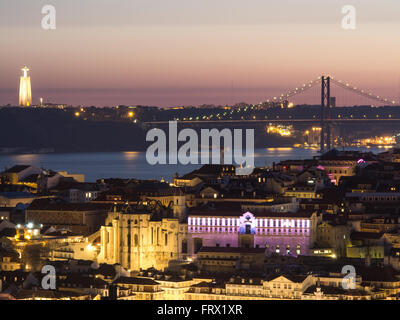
97, 196, 187, 271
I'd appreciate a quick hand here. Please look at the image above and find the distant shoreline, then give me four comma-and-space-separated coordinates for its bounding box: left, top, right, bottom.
0, 141, 300, 156
0, 147, 146, 156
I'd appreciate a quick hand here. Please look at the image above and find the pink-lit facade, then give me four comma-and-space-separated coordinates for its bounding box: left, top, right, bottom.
187, 211, 317, 257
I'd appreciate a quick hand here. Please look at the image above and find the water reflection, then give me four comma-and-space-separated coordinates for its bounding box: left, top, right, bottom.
122, 151, 140, 160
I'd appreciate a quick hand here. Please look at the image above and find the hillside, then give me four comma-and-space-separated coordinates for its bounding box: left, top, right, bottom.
0, 107, 147, 153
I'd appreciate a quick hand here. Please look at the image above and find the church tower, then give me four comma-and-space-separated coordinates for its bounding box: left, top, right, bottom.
173, 191, 187, 221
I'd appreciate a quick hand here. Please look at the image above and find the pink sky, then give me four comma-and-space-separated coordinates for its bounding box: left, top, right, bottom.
1, 0, 400, 107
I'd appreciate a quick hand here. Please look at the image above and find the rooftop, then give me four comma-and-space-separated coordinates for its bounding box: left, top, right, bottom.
27, 198, 112, 211
1, 165, 31, 174
0, 192, 36, 199
113, 276, 160, 286
198, 246, 266, 254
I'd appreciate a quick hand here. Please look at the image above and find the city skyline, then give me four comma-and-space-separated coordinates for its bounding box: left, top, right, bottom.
1, 0, 400, 107
3, 0, 400, 306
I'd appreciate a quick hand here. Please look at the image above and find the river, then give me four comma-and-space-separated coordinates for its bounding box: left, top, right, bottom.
0, 147, 387, 182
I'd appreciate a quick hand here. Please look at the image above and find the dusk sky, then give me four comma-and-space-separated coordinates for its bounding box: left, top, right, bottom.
1, 0, 400, 107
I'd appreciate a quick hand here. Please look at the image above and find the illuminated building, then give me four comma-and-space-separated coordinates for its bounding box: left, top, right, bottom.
112, 277, 164, 300
15, 223, 41, 241
42, 230, 99, 261
0, 252, 21, 271
0, 165, 41, 186
187, 210, 317, 257
196, 247, 265, 272
184, 273, 380, 300
346, 232, 385, 259
314, 220, 350, 258
26, 198, 110, 235
355, 136, 395, 147
0, 165, 85, 194
317, 149, 378, 185
150, 275, 205, 300
185, 274, 315, 300
267, 124, 293, 137
283, 186, 322, 199
19, 66, 32, 107
304, 127, 321, 147
97, 203, 187, 271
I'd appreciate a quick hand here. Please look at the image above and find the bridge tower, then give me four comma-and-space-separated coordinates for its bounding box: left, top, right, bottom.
320, 75, 331, 153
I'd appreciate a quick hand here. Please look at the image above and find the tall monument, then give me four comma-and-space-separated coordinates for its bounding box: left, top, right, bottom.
19, 66, 32, 106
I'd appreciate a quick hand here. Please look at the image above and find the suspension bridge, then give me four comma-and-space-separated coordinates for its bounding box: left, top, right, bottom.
144, 75, 399, 152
